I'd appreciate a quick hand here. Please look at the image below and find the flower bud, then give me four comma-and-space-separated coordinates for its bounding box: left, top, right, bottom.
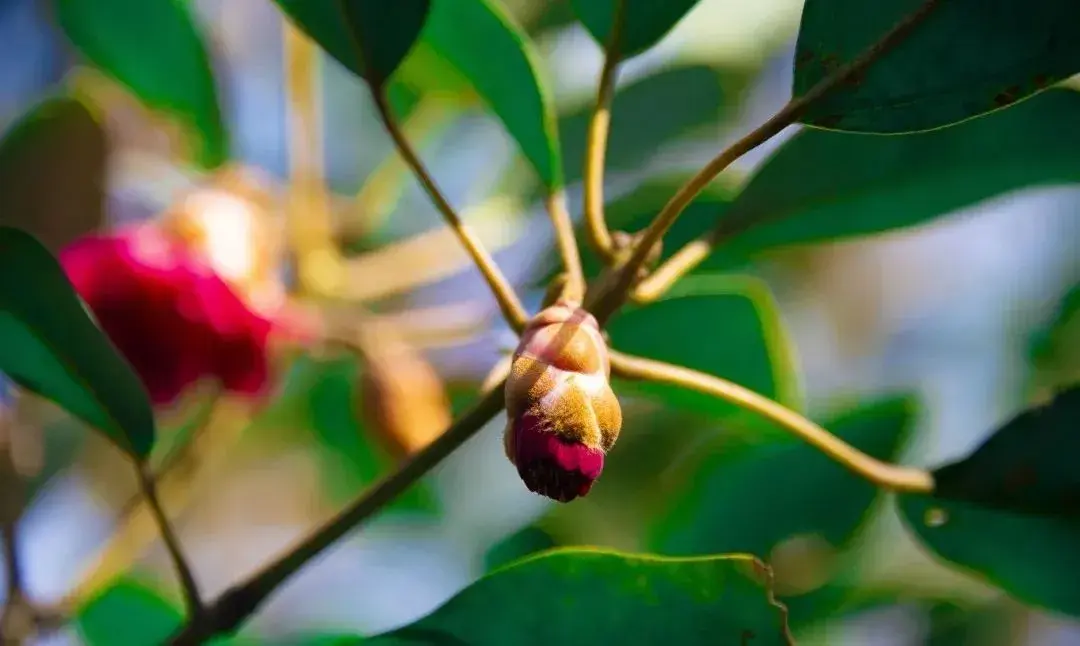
503, 301, 621, 502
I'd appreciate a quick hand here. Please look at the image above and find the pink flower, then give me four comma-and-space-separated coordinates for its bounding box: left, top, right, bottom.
59, 225, 273, 406
503, 301, 622, 503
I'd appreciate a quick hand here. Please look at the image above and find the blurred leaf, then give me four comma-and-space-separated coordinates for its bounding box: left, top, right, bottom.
75, 578, 182, 646
927, 386, 1080, 517
558, 65, 728, 185
793, 0, 1080, 132
649, 397, 916, 557
54, 0, 227, 168
923, 601, 1013, 646
650, 397, 914, 631
483, 525, 557, 572
367, 550, 793, 646
1030, 281, 1080, 388
897, 495, 1080, 618
607, 274, 801, 417
286, 355, 437, 514
420, 0, 563, 188
0, 227, 155, 458
0, 96, 106, 250
275, 0, 430, 82
571, 0, 702, 59
696, 89, 1080, 271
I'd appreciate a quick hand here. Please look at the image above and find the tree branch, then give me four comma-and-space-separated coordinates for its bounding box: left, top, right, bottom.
588, 0, 942, 321
581, 0, 626, 263
134, 460, 203, 618
608, 350, 934, 493
165, 384, 508, 645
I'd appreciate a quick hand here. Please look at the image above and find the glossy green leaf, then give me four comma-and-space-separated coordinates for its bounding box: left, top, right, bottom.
651, 397, 915, 558
0, 96, 106, 250
559, 65, 729, 185
421, 0, 562, 188
793, 0, 1080, 132
898, 495, 1080, 618
76, 578, 183, 646
274, 0, 430, 82
607, 274, 801, 417
0, 227, 155, 458
53, 0, 227, 168
928, 385, 1080, 517
367, 550, 793, 646
1030, 281, 1080, 389
692, 89, 1080, 271
282, 355, 437, 514
571, 0, 702, 59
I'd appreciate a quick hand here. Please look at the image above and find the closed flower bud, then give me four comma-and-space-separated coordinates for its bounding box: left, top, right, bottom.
503, 301, 621, 502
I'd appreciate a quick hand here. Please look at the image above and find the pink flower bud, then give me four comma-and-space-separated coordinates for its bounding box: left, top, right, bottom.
59, 224, 273, 406
503, 301, 622, 502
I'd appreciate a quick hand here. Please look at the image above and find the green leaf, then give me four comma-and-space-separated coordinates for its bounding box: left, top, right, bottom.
793, 0, 1080, 132
1030, 281, 1080, 389
694, 89, 1080, 271
897, 495, 1080, 618
571, 0, 703, 59
421, 0, 563, 188
558, 65, 729, 185
53, 0, 227, 168
75, 578, 183, 646
927, 386, 1080, 517
0, 96, 106, 250
274, 0, 430, 82
606, 274, 802, 417
367, 550, 793, 646
651, 397, 915, 559
483, 525, 558, 572
650, 398, 916, 628
923, 600, 1014, 646
282, 354, 437, 514
0, 227, 155, 458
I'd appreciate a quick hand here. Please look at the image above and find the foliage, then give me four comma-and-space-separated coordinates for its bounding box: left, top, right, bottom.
0, 0, 1078, 644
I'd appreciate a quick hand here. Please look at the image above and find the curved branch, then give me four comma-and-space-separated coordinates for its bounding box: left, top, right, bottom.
608, 350, 934, 494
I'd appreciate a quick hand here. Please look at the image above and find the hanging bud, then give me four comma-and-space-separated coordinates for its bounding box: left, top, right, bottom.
503, 301, 622, 502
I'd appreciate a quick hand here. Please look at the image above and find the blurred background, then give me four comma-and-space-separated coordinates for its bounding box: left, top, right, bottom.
1, 0, 1079, 644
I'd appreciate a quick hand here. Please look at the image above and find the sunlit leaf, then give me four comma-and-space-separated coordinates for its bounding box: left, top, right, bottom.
420, 0, 563, 188
0, 96, 106, 250
571, 0, 703, 58
367, 550, 794, 646
53, 0, 227, 168
607, 274, 802, 417
928, 385, 1080, 517
275, 0, 430, 82
793, 0, 1080, 132
0, 227, 155, 458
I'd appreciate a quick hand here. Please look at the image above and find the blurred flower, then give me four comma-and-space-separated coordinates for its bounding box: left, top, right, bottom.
59, 224, 273, 406
503, 301, 622, 502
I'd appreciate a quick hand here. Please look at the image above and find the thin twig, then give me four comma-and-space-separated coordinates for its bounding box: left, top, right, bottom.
608, 350, 934, 493
164, 384, 509, 645
545, 190, 586, 302
135, 460, 203, 618
581, 0, 626, 262
340, 0, 529, 332
588, 0, 942, 321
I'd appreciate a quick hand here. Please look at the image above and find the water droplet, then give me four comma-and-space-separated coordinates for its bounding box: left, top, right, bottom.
924, 507, 948, 527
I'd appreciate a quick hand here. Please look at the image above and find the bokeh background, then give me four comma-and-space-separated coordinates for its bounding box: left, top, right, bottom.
1, 0, 1079, 644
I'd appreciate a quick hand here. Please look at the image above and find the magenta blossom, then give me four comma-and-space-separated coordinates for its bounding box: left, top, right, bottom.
59, 225, 273, 406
